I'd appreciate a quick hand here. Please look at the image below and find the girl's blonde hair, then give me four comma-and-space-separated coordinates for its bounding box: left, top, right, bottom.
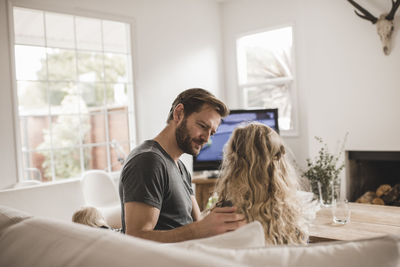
215, 122, 308, 245
72, 206, 109, 228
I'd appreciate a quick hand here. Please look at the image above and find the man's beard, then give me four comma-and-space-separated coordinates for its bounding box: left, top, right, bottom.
175, 118, 202, 156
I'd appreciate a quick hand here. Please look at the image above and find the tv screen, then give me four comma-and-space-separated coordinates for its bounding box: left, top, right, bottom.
193, 108, 279, 171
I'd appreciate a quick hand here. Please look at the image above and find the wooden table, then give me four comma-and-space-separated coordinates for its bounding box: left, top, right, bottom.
310, 202, 400, 242
192, 178, 400, 242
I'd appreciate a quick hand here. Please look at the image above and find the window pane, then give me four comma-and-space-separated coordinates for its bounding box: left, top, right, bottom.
77, 51, 104, 82
20, 115, 50, 151
48, 82, 72, 107
13, 7, 134, 181
49, 83, 84, 115
104, 53, 128, 82
84, 145, 108, 171
15, 45, 46, 80
110, 141, 129, 171
245, 48, 291, 83
106, 83, 128, 106
108, 109, 129, 141
80, 82, 105, 108
53, 148, 82, 180
47, 48, 77, 81
22, 150, 50, 181
14, 8, 44, 46
82, 112, 106, 144
76, 17, 102, 51
103, 20, 128, 53
245, 84, 292, 131
50, 114, 82, 148
17, 81, 47, 113
237, 27, 292, 84
45, 12, 74, 49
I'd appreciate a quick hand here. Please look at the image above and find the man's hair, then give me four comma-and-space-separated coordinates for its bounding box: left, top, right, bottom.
167, 88, 229, 122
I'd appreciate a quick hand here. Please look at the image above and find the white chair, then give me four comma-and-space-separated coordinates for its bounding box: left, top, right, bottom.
80, 170, 121, 228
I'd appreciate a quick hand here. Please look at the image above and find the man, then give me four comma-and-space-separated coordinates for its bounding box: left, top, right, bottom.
119, 88, 246, 243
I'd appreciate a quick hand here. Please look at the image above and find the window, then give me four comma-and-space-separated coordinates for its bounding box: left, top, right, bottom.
12, 7, 135, 182
236, 26, 297, 134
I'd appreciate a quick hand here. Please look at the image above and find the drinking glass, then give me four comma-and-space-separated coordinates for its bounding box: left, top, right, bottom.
332, 199, 351, 224
317, 181, 335, 207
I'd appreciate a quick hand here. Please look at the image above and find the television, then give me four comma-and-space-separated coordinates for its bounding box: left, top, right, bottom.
193, 108, 279, 172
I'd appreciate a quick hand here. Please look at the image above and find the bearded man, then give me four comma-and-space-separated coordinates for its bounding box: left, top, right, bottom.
119, 88, 246, 242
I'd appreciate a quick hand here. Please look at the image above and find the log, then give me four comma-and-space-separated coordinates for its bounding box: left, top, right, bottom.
356, 191, 376, 204
372, 197, 385, 205
376, 184, 391, 197
382, 184, 400, 205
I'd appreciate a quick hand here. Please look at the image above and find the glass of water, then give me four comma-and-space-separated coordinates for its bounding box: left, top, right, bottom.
332, 199, 351, 224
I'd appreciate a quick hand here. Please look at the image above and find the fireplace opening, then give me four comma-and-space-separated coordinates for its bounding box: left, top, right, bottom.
346, 151, 400, 206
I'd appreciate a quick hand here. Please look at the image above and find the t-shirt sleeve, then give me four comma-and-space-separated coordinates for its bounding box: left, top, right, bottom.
180, 161, 194, 195
120, 152, 167, 210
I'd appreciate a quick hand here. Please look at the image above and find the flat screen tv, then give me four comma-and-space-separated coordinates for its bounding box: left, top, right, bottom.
193, 108, 279, 172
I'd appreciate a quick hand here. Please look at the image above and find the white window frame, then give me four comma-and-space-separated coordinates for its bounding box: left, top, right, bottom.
235, 24, 299, 137
7, 1, 138, 183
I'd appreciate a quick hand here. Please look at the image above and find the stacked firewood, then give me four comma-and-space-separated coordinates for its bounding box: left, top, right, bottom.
356, 184, 400, 206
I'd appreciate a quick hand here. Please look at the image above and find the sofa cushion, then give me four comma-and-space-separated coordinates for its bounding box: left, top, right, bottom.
0, 212, 242, 267
176, 235, 400, 267
1, 206, 399, 267
171, 221, 265, 249
0, 205, 31, 233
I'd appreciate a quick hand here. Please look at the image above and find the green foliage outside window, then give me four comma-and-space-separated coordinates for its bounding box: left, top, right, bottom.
37, 95, 91, 180
33, 50, 127, 180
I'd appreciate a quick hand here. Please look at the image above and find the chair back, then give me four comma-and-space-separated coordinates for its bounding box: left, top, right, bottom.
81, 170, 119, 207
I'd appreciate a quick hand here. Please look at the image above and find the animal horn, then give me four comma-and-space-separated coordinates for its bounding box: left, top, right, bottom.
347, 0, 378, 24
385, 0, 400, 20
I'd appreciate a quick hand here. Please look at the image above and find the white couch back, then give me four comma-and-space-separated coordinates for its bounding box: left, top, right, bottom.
0, 205, 399, 267
0, 179, 85, 221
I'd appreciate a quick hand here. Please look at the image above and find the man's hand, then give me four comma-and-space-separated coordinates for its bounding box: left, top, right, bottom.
124, 202, 246, 243
194, 206, 247, 238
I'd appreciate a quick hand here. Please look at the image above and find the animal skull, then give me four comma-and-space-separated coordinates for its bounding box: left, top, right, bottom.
377, 15, 395, 55
347, 0, 400, 55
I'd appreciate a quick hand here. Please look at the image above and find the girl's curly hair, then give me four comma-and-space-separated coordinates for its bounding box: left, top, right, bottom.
215, 122, 308, 245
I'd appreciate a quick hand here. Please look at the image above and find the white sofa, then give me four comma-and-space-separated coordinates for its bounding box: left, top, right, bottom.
0, 179, 399, 267
0, 204, 399, 267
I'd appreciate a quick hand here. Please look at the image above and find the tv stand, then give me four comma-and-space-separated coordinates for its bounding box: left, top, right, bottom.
192, 176, 217, 211
194, 170, 219, 179
207, 170, 219, 178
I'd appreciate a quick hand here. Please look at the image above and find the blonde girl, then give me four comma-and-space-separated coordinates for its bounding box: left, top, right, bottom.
214, 122, 308, 245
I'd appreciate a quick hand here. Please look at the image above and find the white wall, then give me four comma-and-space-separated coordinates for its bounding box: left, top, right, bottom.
0, 0, 19, 190
301, 0, 400, 153
220, 0, 400, 167
0, 0, 223, 188
2, 0, 399, 190
220, 0, 309, 166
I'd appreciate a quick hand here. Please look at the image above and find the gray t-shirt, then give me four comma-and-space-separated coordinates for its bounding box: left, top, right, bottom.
119, 140, 194, 233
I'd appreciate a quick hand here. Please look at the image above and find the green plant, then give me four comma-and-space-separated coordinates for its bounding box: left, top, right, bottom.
301, 135, 347, 205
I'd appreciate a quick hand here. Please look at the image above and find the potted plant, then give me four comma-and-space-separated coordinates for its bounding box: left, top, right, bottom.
301, 135, 347, 207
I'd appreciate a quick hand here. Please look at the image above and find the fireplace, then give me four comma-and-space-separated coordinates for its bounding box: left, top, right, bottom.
345, 151, 400, 205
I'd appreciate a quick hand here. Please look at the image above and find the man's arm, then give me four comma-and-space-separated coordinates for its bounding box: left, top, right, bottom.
124, 201, 245, 243
191, 195, 202, 221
